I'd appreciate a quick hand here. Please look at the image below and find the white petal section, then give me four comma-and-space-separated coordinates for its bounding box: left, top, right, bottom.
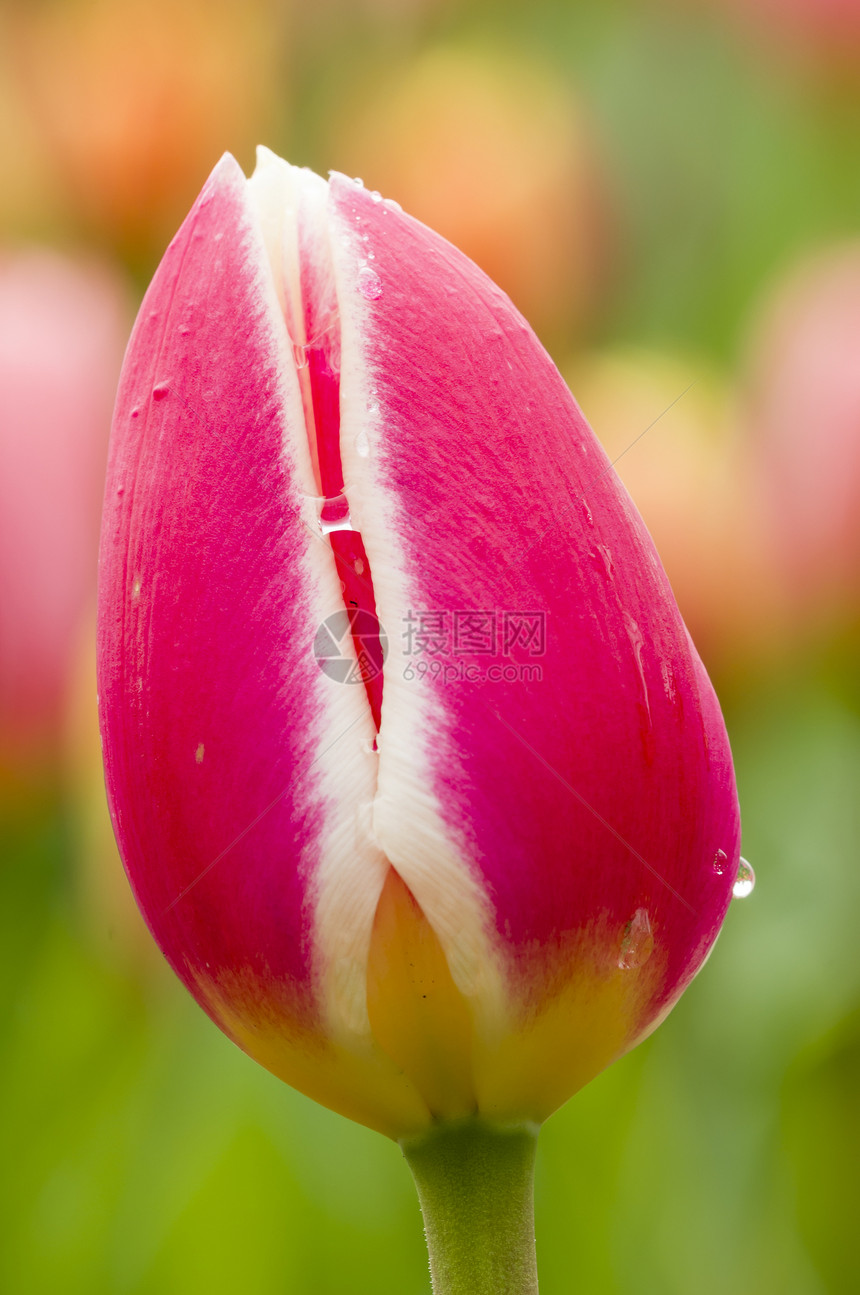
247, 153, 387, 1045
327, 176, 509, 1039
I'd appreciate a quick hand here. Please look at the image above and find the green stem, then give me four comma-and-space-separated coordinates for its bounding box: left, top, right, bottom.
400, 1119, 540, 1295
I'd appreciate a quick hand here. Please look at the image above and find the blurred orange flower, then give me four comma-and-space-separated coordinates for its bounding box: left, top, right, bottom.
9, 0, 283, 265
327, 46, 608, 340
569, 348, 784, 671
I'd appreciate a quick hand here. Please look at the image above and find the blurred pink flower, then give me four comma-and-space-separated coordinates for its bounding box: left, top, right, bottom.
743, 244, 860, 633
698, 0, 860, 66
0, 250, 127, 768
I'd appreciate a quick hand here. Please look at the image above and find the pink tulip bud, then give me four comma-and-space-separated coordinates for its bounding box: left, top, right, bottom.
0, 250, 127, 770
744, 243, 860, 634
98, 150, 741, 1140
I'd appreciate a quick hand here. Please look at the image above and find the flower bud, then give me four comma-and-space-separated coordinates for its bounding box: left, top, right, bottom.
1, 250, 126, 773
98, 149, 741, 1138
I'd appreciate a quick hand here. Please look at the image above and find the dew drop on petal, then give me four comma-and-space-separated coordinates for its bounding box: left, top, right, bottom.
355, 429, 371, 457
292, 341, 309, 369
733, 858, 756, 899
385, 198, 403, 212
152, 382, 169, 401
357, 266, 383, 300
131, 576, 142, 599
319, 492, 353, 534
195, 743, 205, 764
130, 407, 140, 420
618, 907, 654, 970
712, 848, 728, 875
370, 190, 382, 203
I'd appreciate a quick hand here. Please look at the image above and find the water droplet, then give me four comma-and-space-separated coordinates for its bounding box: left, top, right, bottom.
195, 743, 205, 764
357, 266, 383, 300
131, 576, 142, 599
712, 848, 728, 876
354, 557, 365, 575
618, 907, 654, 970
623, 611, 650, 724
360, 736, 378, 755
353, 176, 364, 187
590, 544, 614, 580
292, 341, 309, 369
355, 429, 371, 457
733, 858, 755, 899
130, 406, 140, 420
179, 325, 190, 336
116, 485, 125, 496
152, 382, 169, 401
367, 400, 380, 417
369, 190, 382, 203
366, 251, 376, 260
319, 492, 353, 534
385, 198, 403, 213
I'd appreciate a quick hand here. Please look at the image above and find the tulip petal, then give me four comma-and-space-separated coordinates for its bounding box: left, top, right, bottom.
98, 153, 430, 1135
325, 174, 741, 1119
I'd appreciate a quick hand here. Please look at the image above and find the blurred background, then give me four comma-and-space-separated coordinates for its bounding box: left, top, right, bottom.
1, 0, 859, 1291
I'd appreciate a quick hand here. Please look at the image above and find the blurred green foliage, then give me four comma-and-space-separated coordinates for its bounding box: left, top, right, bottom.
2, 0, 860, 1291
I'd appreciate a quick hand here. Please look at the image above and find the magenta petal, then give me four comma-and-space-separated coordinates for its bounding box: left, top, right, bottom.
328, 176, 741, 1057
99, 156, 328, 1017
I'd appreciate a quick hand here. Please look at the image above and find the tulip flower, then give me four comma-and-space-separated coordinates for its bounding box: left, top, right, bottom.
9, 0, 278, 264
568, 347, 785, 670
327, 46, 607, 341
697, 0, 860, 67
742, 243, 860, 644
0, 249, 127, 779
98, 148, 742, 1292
